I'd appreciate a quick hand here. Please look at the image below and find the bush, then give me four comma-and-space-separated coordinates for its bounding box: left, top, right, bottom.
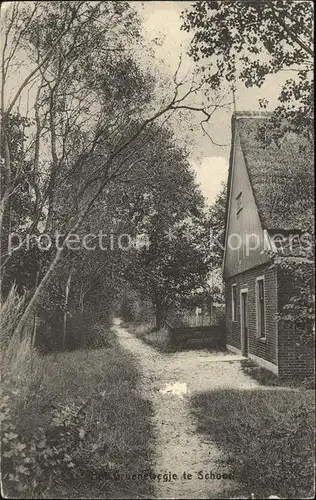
34, 304, 113, 353
120, 293, 154, 325
191, 388, 315, 499
1, 389, 86, 496
129, 323, 172, 352
64, 315, 114, 350
212, 305, 225, 326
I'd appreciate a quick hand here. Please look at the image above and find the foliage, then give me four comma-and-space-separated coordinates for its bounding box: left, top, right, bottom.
191, 388, 315, 499
1, 389, 85, 497
0, 1, 155, 334
182, 0, 314, 136
277, 257, 314, 347
109, 125, 212, 328
207, 182, 227, 266
127, 322, 172, 353
1, 1, 219, 343
1, 0, 157, 345
1, 291, 154, 498
120, 289, 155, 325
0, 113, 34, 232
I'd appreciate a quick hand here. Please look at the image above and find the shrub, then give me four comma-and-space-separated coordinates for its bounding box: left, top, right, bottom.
128, 323, 172, 352
34, 304, 113, 353
120, 293, 154, 325
1, 389, 85, 497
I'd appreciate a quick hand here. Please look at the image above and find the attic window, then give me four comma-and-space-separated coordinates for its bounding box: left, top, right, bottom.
236, 192, 243, 216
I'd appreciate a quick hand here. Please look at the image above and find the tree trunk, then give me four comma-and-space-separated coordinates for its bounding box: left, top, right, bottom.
0, 120, 12, 266
209, 298, 213, 325
31, 270, 40, 348
62, 268, 72, 350
154, 301, 166, 331
12, 82, 190, 339
45, 80, 60, 233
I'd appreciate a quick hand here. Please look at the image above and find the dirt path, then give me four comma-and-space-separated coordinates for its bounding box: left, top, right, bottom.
113, 321, 259, 499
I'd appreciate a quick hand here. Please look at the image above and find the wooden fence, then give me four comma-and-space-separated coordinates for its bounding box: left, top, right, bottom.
164, 322, 226, 350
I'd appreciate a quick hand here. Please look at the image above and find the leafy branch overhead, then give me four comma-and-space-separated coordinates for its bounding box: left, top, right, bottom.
1, 1, 225, 339
182, 0, 314, 135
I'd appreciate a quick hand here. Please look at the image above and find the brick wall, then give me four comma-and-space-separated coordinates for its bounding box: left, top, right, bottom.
277, 266, 315, 378
277, 321, 314, 378
225, 262, 278, 365
225, 261, 315, 378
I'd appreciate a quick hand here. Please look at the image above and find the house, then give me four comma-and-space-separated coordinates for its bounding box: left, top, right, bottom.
223, 111, 314, 378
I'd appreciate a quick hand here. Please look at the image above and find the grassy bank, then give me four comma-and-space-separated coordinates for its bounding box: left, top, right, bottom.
191, 388, 315, 499
125, 322, 172, 353
1, 324, 154, 498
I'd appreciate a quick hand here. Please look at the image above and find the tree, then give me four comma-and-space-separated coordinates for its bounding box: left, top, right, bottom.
207, 182, 227, 266
0, 112, 34, 283
1, 1, 149, 243
182, 0, 314, 136
111, 125, 211, 329
1, 1, 153, 327
1, 1, 226, 340
125, 221, 211, 329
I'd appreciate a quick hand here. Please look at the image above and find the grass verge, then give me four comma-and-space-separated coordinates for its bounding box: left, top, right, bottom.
125, 322, 172, 353
1, 323, 154, 498
241, 358, 315, 389
190, 388, 315, 499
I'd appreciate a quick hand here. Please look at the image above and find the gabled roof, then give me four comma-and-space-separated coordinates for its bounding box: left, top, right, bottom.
226, 111, 314, 233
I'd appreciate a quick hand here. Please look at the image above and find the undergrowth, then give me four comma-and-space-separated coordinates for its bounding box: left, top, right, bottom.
1, 288, 154, 498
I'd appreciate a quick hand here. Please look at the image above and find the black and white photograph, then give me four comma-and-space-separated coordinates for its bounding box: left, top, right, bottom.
0, 1, 314, 498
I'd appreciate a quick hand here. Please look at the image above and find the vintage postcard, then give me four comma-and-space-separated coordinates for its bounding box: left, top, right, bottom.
0, 1, 314, 499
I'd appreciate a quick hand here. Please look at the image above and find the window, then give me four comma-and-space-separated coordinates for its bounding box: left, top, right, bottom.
236, 191, 243, 217
232, 284, 237, 321
256, 277, 265, 338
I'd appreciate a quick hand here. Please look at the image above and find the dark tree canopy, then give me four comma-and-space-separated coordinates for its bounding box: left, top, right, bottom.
182, 0, 314, 135
207, 183, 227, 266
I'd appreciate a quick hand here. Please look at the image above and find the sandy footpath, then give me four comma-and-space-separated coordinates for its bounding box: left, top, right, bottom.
113, 321, 259, 499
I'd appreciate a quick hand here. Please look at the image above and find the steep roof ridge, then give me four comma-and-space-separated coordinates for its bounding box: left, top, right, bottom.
237, 125, 269, 229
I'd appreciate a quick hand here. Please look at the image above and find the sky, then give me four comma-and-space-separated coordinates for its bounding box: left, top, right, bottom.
1, 0, 296, 206
133, 0, 297, 204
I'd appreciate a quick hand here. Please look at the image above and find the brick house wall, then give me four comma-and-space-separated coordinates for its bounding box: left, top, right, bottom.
277, 321, 314, 378
225, 260, 314, 378
225, 262, 278, 369
277, 265, 315, 378
223, 113, 314, 378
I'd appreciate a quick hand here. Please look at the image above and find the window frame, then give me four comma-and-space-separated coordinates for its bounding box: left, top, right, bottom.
256, 276, 266, 339
232, 283, 237, 322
